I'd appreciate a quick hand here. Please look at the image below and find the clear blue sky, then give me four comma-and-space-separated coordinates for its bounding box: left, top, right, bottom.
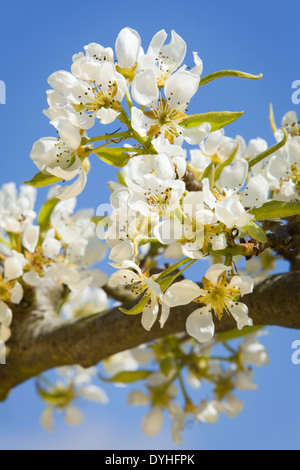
0, 0, 299, 450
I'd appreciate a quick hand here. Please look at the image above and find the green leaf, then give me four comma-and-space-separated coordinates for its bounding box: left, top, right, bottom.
119, 294, 150, 315
159, 354, 174, 377
100, 370, 150, 383
216, 326, 264, 343
215, 144, 239, 181
24, 171, 62, 188
38, 198, 59, 231
250, 201, 300, 221
199, 70, 263, 87
243, 221, 267, 243
249, 128, 288, 169
179, 111, 244, 132
94, 147, 131, 167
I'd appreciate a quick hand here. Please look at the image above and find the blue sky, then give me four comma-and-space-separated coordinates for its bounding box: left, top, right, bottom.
0, 0, 299, 450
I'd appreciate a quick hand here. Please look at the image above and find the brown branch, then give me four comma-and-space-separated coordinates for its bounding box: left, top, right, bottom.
0, 271, 300, 401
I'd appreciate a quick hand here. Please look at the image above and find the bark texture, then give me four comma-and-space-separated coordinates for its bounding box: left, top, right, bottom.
0, 271, 299, 401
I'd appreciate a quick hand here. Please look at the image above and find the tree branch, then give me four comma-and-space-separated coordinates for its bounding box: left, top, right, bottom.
1, 271, 300, 401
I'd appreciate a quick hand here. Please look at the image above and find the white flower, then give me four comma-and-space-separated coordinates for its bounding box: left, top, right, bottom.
215, 195, 254, 229
61, 287, 109, 319
131, 70, 209, 145
40, 366, 108, 432
126, 173, 185, 218
239, 333, 270, 366
138, 29, 187, 88
30, 120, 88, 200
71, 42, 114, 80
0, 183, 36, 233
65, 61, 126, 127
115, 27, 143, 69
109, 261, 163, 331
163, 264, 253, 343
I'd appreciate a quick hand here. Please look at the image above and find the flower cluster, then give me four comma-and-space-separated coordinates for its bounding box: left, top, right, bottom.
25, 27, 300, 347
11, 27, 299, 440
103, 331, 269, 444
0, 183, 108, 347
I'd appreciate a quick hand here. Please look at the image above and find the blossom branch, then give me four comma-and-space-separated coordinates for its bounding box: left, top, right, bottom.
0, 271, 300, 401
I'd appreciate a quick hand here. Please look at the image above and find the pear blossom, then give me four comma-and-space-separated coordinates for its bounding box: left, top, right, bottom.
131, 70, 210, 145
71, 42, 114, 80
126, 173, 185, 218
30, 119, 88, 200
115, 27, 143, 69
0, 183, 36, 233
163, 264, 253, 343
40, 366, 108, 432
61, 287, 109, 319
109, 261, 165, 331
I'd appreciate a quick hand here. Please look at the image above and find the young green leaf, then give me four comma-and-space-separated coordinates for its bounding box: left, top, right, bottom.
179, 111, 243, 132
119, 294, 150, 315
243, 221, 268, 243
250, 201, 300, 221
100, 370, 150, 383
199, 70, 263, 87
94, 147, 131, 167
38, 198, 59, 231
24, 172, 62, 188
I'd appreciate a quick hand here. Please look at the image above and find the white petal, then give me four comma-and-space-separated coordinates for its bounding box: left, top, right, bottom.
186, 307, 215, 343
142, 408, 164, 436
144, 278, 162, 298
164, 280, 202, 307
229, 302, 253, 330
56, 167, 87, 200
109, 269, 140, 287
0, 301, 12, 325
165, 70, 200, 107
23, 270, 42, 287
153, 219, 184, 245
127, 390, 150, 406
109, 240, 135, 264
51, 118, 81, 149
159, 30, 186, 68
196, 401, 220, 424
142, 296, 159, 331
42, 238, 61, 259
241, 175, 269, 208
22, 225, 40, 253
64, 405, 84, 426
40, 407, 54, 432
78, 385, 109, 404
10, 282, 23, 304
115, 27, 141, 68
229, 275, 253, 296
131, 107, 151, 137
181, 123, 211, 145
204, 264, 228, 284
132, 69, 159, 106
191, 52, 203, 76
48, 70, 78, 95
218, 159, 248, 191
147, 30, 168, 56
159, 303, 170, 328
0, 324, 11, 342
4, 253, 26, 280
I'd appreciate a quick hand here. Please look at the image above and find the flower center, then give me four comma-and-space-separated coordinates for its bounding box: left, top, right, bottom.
25, 247, 51, 276
289, 164, 300, 195
0, 277, 14, 303
144, 97, 187, 144
194, 273, 241, 319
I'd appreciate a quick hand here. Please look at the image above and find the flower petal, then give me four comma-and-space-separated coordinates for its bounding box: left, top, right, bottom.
186, 307, 215, 343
